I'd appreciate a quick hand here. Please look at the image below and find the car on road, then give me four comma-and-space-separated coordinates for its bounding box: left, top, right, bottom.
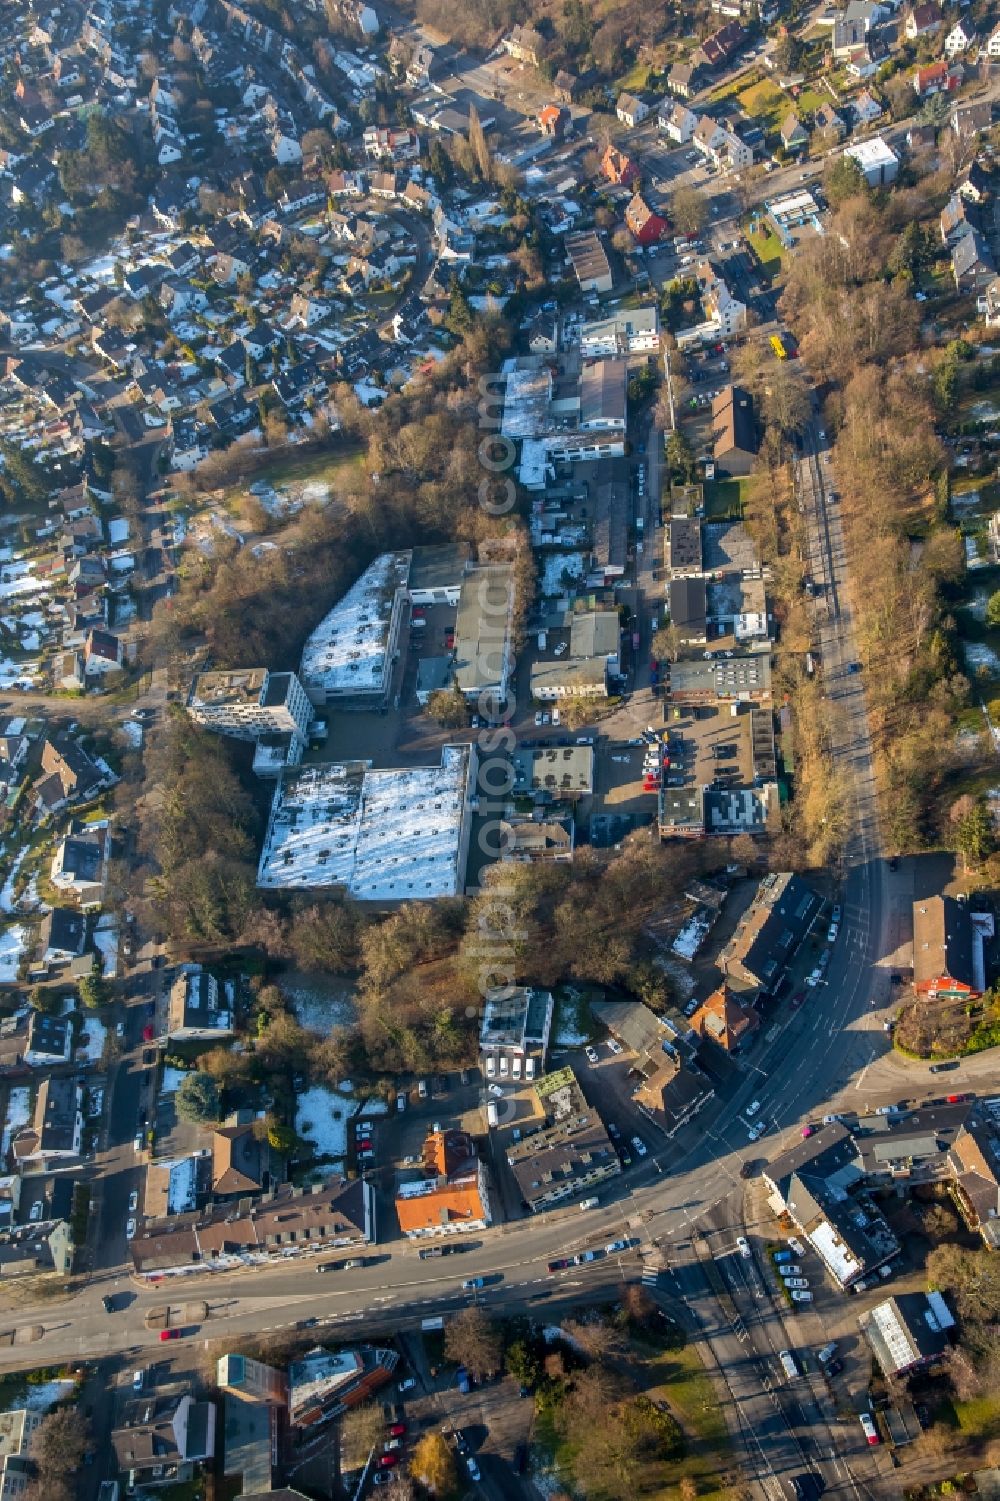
159, 1329, 180, 1341
859, 1413, 880, 1446
467, 1457, 481, 1481
745, 1100, 761, 1118
606, 1239, 630, 1255
607, 1039, 623, 1055
126, 1218, 136, 1239
631, 1135, 647, 1157
791, 1289, 813, 1302
462, 1277, 485, 1290
748, 1122, 766, 1142
398, 1378, 416, 1393
801, 1124, 815, 1139
930, 1061, 959, 1074
735, 1235, 751, 1259
574, 1250, 598, 1265
548, 1258, 571, 1272
384, 1438, 402, 1452
607, 1122, 620, 1137
790, 991, 806, 1009
132, 1370, 143, 1391
831, 905, 842, 923
826, 923, 838, 943
133, 1131, 144, 1152
388, 1423, 406, 1438
584, 1045, 599, 1065
378, 1453, 399, 1468
128, 1190, 138, 1213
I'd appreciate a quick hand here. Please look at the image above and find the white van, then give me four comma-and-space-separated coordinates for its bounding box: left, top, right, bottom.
579, 1197, 599, 1211
396, 1092, 407, 1113
499, 1055, 509, 1077
486, 1055, 496, 1078
525, 1057, 536, 1080
512, 1056, 522, 1079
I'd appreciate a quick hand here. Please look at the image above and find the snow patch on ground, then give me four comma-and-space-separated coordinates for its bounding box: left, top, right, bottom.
1, 1086, 30, 1157
964, 641, 1000, 675
539, 552, 586, 596
967, 589, 989, 622
553, 989, 590, 1047
295, 1084, 358, 1163
120, 719, 143, 749
285, 977, 358, 1034
94, 916, 119, 979
24, 1379, 75, 1412
0, 849, 27, 914
77, 1016, 106, 1063
0, 926, 27, 982
542, 1324, 587, 1354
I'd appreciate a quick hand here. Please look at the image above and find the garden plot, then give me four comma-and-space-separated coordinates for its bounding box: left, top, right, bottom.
0, 926, 27, 982
295, 1084, 359, 1166
539, 552, 586, 596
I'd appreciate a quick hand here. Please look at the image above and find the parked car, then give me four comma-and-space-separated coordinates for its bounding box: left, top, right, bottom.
606, 1239, 630, 1255
398, 1378, 416, 1393
159, 1329, 180, 1341
388, 1423, 406, 1438
780, 1266, 802, 1278
128, 1190, 138, 1213
631, 1136, 648, 1157
860, 1413, 880, 1446
745, 1100, 761, 1117
791, 1290, 813, 1303
735, 1236, 751, 1259
467, 1457, 481, 1481
774, 1251, 794, 1264
787, 1238, 806, 1256
126, 1218, 136, 1240
584, 1045, 599, 1065
462, 1277, 485, 1290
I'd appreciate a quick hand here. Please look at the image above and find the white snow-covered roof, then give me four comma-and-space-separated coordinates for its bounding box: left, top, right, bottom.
299, 552, 410, 697
258, 746, 472, 900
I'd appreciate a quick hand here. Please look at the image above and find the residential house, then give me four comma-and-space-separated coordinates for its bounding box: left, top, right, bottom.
112, 1392, 216, 1492
986, 21, 1000, 59
941, 192, 981, 245
660, 101, 698, 144
944, 19, 976, 57
762, 1123, 898, 1288
506, 1067, 621, 1210
688, 984, 759, 1052
667, 61, 701, 99
780, 112, 809, 152
50, 820, 111, 906
948, 1124, 1000, 1246
553, 69, 579, 103
625, 193, 669, 246
286, 1347, 398, 1433
601, 144, 639, 188
0, 1409, 44, 1501
592, 999, 715, 1135
699, 20, 745, 70
912, 895, 989, 998
720, 871, 821, 997
913, 60, 960, 97
904, 3, 941, 40
23, 1013, 72, 1068
853, 89, 883, 126
712, 384, 758, 475
956, 160, 991, 205
84, 627, 123, 677
212, 1118, 274, 1198
131, 1177, 374, 1274
395, 1127, 492, 1238
952, 229, 997, 293
539, 104, 569, 139
167, 965, 234, 1042
11, 1077, 83, 1165
952, 101, 992, 138
814, 102, 846, 140
668, 576, 708, 643
844, 136, 899, 186
38, 908, 86, 965
616, 92, 650, 129
979, 277, 1000, 327
503, 25, 544, 67
34, 734, 107, 811
861, 1293, 954, 1378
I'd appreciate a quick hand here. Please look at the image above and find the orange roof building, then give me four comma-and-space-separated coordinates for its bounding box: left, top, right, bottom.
689, 984, 760, 1052
395, 1128, 493, 1239
539, 104, 568, 138
601, 143, 639, 187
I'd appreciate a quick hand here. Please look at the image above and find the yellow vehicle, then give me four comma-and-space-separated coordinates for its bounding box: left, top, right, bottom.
770, 332, 788, 360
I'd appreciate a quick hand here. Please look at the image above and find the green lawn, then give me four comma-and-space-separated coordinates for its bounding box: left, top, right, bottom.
704, 477, 749, 520
737, 77, 788, 130
746, 222, 784, 282
951, 1392, 1000, 1443
795, 86, 828, 116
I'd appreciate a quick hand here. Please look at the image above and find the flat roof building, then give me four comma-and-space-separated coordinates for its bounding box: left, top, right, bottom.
579, 306, 659, 358
479, 986, 553, 1073
188, 668, 313, 774
844, 135, 899, 186
299, 552, 410, 708
257, 746, 475, 901
452, 565, 515, 708
511, 743, 594, 796
579, 359, 626, 431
